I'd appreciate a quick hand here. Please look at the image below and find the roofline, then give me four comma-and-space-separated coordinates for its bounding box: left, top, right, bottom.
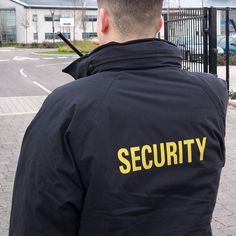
0, 8, 16, 11
24, 6, 98, 10
10, 0, 97, 9
10, 0, 28, 7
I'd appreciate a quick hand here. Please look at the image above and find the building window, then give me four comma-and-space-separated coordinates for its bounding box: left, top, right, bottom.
0, 9, 16, 42
62, 33, 71, 40
34, 33, 38, 40
32, 14, 38, 22
82, 32, 98, 39
44, 15, 61, 22
45, 33, 60, 40
84, 15, 97, 22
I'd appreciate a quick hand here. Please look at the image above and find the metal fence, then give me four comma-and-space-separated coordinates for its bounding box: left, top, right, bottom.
164, 8, 206, 73
218, 8, 236, 90
164, 7, 236, 90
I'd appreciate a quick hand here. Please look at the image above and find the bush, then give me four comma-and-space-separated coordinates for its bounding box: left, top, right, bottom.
20, 43, 27, 48
229, 90, 236, 100
0, 41, 18, 47
42, 41, 54, 48
58, 40, 97, 54
217, 54, 236, 66
75, 40, 97, 53
230, 55, 236, 65
58, 45, 73, 53
217, 54, 225, 66
1, 40, 97, 52
31, 42, 39, 48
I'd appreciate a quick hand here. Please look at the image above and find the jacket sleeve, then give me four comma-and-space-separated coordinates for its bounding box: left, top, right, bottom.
9, 92, 85, 236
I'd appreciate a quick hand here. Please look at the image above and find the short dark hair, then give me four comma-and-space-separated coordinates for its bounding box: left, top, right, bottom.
97, 0, 163, 36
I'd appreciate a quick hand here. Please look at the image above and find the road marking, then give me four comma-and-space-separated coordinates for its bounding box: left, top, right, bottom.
0, 50, 12, 52
0, 59, 10, 62
20, 68, 28, 78
43, 57, 55, 60
36, 62, 71, 67
33, 81, 52, 94
18, 68, 51, 94
58, 57, 68, 59
13, 56, 40, 61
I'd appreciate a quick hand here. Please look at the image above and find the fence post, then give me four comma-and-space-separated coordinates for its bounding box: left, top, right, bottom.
225, 7, 230, 91
208, 7, 218, 75
164, 13, 169, 41
203, 7, 209, 73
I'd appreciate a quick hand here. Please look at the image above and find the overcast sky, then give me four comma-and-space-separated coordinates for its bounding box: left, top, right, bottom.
13, 0, 236, 8
165, 0, 236, 7
87, 0, 236, 8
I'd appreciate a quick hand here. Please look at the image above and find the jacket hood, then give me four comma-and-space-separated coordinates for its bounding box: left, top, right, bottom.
63, 38, 182, 80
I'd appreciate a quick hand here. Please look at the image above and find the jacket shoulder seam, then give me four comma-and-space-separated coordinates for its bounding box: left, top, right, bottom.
186, 72, 226, 118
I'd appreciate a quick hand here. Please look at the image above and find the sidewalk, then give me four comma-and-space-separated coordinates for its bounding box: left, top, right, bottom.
212, 108, 236, 235
0, 100, 235, 235
218, 66, 236, 91
0, 114, 36, 235
0, 96, 46, 235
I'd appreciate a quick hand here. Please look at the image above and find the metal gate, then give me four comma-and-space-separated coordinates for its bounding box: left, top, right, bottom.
220, 7, 236, 91
164, 7, 217, 75
164, 7, 236, 91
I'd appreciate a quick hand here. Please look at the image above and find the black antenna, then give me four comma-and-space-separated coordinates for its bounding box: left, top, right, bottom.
57, 32, 83, 57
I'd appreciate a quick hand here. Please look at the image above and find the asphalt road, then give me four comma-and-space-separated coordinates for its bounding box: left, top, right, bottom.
1, 48, 236, 97
0, 48, 77, 97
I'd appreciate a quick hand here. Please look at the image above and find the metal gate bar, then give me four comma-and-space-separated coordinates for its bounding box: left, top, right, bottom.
203, 8, 208, 73
164, 8, 207, 73
208, 7, 218, 75
226, 8, 230, 91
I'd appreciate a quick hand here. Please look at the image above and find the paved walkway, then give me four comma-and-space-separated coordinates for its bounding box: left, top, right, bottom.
218, 66, 236, 91
212, 108, 236, 235
0, 98, 235, 235
0, 96, 46, 115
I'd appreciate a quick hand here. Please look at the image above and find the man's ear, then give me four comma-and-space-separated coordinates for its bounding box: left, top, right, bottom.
156, 15, 164, 33
99, 8, 110, 34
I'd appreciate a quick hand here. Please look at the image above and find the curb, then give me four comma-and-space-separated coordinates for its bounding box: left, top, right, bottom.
31, 52, 77, 57
0, 47, 15, 50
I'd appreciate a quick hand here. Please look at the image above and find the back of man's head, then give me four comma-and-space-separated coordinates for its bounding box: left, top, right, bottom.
97, 0, 164, 43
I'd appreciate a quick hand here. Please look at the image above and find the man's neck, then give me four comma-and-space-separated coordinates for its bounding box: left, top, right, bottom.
100, 33, 157, 45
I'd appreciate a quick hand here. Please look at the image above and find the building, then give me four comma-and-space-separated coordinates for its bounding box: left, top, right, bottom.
0, 7, 16, 42
0, 0, 235, 44
0, 0, 98, 43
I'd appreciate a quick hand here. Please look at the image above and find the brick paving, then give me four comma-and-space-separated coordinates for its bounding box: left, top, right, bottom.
0, 96, 46, 115
0, 114, 36, 236
212, 108, 236, 235
0, 99, 235, 235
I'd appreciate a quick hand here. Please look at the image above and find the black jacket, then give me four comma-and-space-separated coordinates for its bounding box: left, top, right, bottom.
9, 39, 228, 236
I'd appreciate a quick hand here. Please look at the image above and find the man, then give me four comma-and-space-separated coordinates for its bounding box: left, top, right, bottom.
9, 0, 228, 235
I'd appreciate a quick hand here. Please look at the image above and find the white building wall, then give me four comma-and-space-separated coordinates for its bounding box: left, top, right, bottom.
1, 0, 98, 43
22, 8, 98, 43
217, 10, 222, 36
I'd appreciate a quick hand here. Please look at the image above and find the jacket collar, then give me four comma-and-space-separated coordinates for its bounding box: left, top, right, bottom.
63, 38, 182, 80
